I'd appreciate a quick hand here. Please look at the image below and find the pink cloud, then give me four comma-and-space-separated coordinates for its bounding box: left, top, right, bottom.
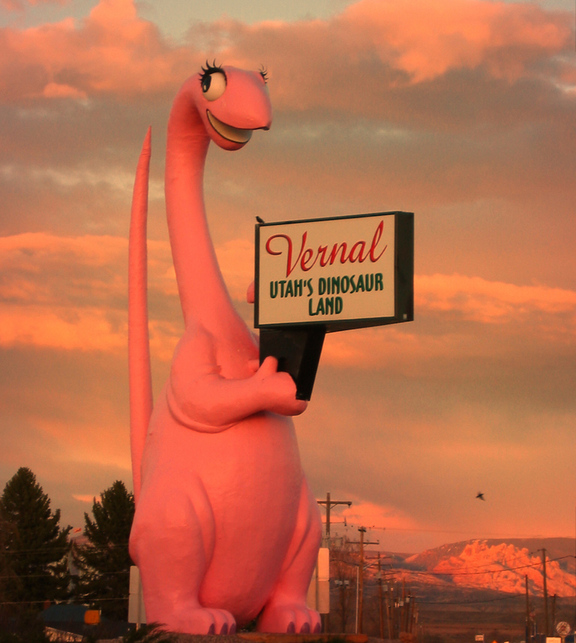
0, 233, 180, 357
0, 0, 194, 102
42, 81, 87, 99
0, 303, 126, 351
3, 233, 573, 367
336, 0, 570, 83
0, 232, 256, 359
0, 0, 571, 108
341, 500, 418, 533
36, 414, 131, 471
72, 494, 95, 503
1, 0, 67, 10
321, 274, 576, 377
417, 273, 576, 324
320, 274, 576, 369
197, 0, 572, 117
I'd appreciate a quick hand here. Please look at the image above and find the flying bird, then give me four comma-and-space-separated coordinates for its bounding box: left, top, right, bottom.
476, 492, 485, 501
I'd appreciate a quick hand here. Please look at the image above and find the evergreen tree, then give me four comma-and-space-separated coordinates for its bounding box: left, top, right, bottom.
0, 468, 71, 613
73, 480, 134, 621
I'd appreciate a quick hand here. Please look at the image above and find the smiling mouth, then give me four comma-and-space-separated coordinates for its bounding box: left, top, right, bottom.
207, 111, 253, 144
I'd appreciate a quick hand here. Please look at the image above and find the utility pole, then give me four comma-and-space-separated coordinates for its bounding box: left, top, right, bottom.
401, 578, 407, 634
348, 526, 379, 634
388, 582, 395, 638
525, 574, 531, 643
377, 552, 385, 639
405, 593, 414, 633
315, 493, 352, 634
540, 549, 549, 637
317, 492, 352, 541
358, 527, 366, 635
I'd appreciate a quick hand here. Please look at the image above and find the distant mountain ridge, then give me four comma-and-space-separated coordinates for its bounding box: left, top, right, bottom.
384, 537, 576, 598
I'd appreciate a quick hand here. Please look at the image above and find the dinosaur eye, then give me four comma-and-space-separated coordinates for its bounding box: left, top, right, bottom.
201, 70, 227, 101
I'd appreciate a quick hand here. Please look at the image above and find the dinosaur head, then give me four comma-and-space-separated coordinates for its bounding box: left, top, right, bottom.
195, 63, 272, 151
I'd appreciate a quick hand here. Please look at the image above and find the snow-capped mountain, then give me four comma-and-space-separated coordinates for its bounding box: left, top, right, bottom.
394, 538, 576, 597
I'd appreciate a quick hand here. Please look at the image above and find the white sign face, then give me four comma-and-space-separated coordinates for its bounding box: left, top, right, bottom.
256, 212, 411, 329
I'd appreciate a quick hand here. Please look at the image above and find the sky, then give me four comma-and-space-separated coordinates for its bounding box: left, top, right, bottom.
0, 0, 575, 555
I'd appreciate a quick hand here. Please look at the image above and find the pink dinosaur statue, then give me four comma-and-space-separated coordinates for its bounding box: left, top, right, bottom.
128, 63, 322, 635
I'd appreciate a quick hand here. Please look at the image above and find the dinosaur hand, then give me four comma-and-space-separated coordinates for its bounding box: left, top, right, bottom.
256, 356, 308, 416
246, 281, 255, 304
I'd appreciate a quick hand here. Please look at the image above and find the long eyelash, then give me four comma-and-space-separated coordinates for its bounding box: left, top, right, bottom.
259, 66, 269, 84
200, 60, 224, 85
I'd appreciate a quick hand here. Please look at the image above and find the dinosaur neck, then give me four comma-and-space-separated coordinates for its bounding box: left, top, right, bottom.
165, 87, 238, 331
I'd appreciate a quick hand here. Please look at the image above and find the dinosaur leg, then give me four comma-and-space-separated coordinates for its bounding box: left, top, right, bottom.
257, 480, 323, 634
129, 478, 236, 635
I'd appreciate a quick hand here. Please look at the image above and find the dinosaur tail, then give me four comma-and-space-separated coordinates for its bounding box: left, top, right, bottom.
128, 127, 153, 504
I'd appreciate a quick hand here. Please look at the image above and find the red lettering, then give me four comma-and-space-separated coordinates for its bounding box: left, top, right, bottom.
266, 232, 306, 277
265, 220, 388, 278
369, 221, 387, 262
318, 245, 329, 267
329, 243, 348, 264
301, 248, 317, 271
349, 240, 367, 263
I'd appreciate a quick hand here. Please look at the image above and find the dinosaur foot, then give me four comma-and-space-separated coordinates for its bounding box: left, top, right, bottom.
161, 606, 236, 635
257, 602, 321, 634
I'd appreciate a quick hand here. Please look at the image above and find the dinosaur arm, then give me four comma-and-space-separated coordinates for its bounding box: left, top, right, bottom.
166, 328, 307, 432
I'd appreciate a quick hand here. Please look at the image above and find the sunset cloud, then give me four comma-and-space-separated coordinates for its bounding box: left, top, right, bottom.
192, 0, 574, 121
341, 499, 418, 533
417, 274, 576, 324
72, 494, 96, 503
1, 0, 68, 10
337, 0, 570, 83
0, 0, 575, 552
320, 273, 576, 370
2, 232, 574, 367
0, 0, 193, 102
0, 0, 572, 111
0, 233, 179, 355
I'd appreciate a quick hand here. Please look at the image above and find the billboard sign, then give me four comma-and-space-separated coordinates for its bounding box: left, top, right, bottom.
255, 211, 413, 332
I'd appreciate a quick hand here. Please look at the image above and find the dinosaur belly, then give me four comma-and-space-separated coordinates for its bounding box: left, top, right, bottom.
136, 393, 307, 621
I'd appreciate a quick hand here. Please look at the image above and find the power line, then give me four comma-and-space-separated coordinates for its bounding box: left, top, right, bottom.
339, 524, 576, 541
418, 594, 522, 606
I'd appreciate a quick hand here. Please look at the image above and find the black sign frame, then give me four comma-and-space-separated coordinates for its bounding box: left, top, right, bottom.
255, 211, 414, 332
